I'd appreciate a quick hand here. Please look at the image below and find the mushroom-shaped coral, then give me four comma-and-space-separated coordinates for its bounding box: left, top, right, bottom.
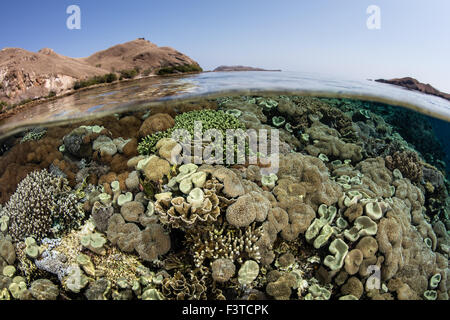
107, 214, 141, 253
365, 202, 384, 220
344, 203, 363, 223
226, 191, 271, 228
304, 121, 362, 162
344, 216, 378, 242
355, 236, 378, 258
0, 239, 16, 265
81, 232, 107, 255
341, 277, 364, 299
30, 279, 59, 300
344, 249, 364, 275
324, 238, 349, 271
91, 201, 114, 233
135, 224, 171, 262
169, 164, 207, 194
261, 173, 278, 189
93, 136, 117, 157
238, 260, 260, 285
156, 138, 182, 165
211, 167, 245, 198
376, 217, 403, 281
266, 274, 297, 300
143, 156, 171, 182
120, 201, 145, 223
280, 203, 316, 241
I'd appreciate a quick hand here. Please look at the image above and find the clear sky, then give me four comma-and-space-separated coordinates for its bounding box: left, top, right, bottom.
1, 0, 449, 92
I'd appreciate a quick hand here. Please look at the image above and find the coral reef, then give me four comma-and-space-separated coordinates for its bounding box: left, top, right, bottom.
0, 94, 448, 301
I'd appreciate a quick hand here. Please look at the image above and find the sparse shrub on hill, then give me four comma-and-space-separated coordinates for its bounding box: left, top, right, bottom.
73, 73, 118, 90
157, 64, 203, 75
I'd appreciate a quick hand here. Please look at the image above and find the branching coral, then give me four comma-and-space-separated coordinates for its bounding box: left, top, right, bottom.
0, 170, 84, 242
385, 151, 423, 182
187, 223, 263, 268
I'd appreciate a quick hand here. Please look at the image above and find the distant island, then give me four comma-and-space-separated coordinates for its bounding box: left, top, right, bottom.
213, 65, 281, 72
375, 77, 450, 102
0, 38, 202, 111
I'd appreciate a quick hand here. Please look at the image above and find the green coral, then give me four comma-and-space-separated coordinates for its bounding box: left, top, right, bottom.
324, 239, 348, 271
138, 109, 246, 156
20, 128, 47, 144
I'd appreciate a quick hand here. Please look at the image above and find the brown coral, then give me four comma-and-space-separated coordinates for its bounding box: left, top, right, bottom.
385, 151, 423, 182
274, 153, 342, 211
161, 271, 207, 300
344, 249, 363, 275
211, 258, 236, 283
135, 224, 171, 262
226, 191, 271, 228
143, 156, 171, 182
304, 121, 362, 163
138, 113, 175, 138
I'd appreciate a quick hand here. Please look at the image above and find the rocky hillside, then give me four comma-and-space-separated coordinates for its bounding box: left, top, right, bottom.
213, 65, 281, 72
376, 77, 450, 102
80, 39, 199, 73
0, 39, 201, 105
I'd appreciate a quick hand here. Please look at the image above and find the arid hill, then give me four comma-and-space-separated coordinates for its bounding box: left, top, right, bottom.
376, 77, 450, 102
0, 39, 201, 105
213, 65, 281, 72
80, 39, 198, 73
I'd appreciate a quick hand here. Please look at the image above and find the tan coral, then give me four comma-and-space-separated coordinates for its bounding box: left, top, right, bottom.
356, 157, 393, 198
156, 138, 182, 165
210, 167, 245, 198
304, 121, 362, 162
226, 191, 271, 228
138, 113, 175, 138
135, 224, 171, 262
274, 153, 342, 211
143, 156, 171, 182
156, 189, 221, 229
280, 203, 316, 241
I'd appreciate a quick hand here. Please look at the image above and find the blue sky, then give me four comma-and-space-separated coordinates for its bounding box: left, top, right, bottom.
1, 0, 449, 92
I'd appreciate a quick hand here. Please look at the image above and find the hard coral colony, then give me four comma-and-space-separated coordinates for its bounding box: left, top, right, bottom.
0, 95, 448, 301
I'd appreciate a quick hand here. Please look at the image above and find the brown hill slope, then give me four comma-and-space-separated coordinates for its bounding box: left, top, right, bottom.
375, 77, 450, 102
0, 47, 108, 103
213, 65, 281, 72
0, 39, 201, 105
80, 39, 199, 73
